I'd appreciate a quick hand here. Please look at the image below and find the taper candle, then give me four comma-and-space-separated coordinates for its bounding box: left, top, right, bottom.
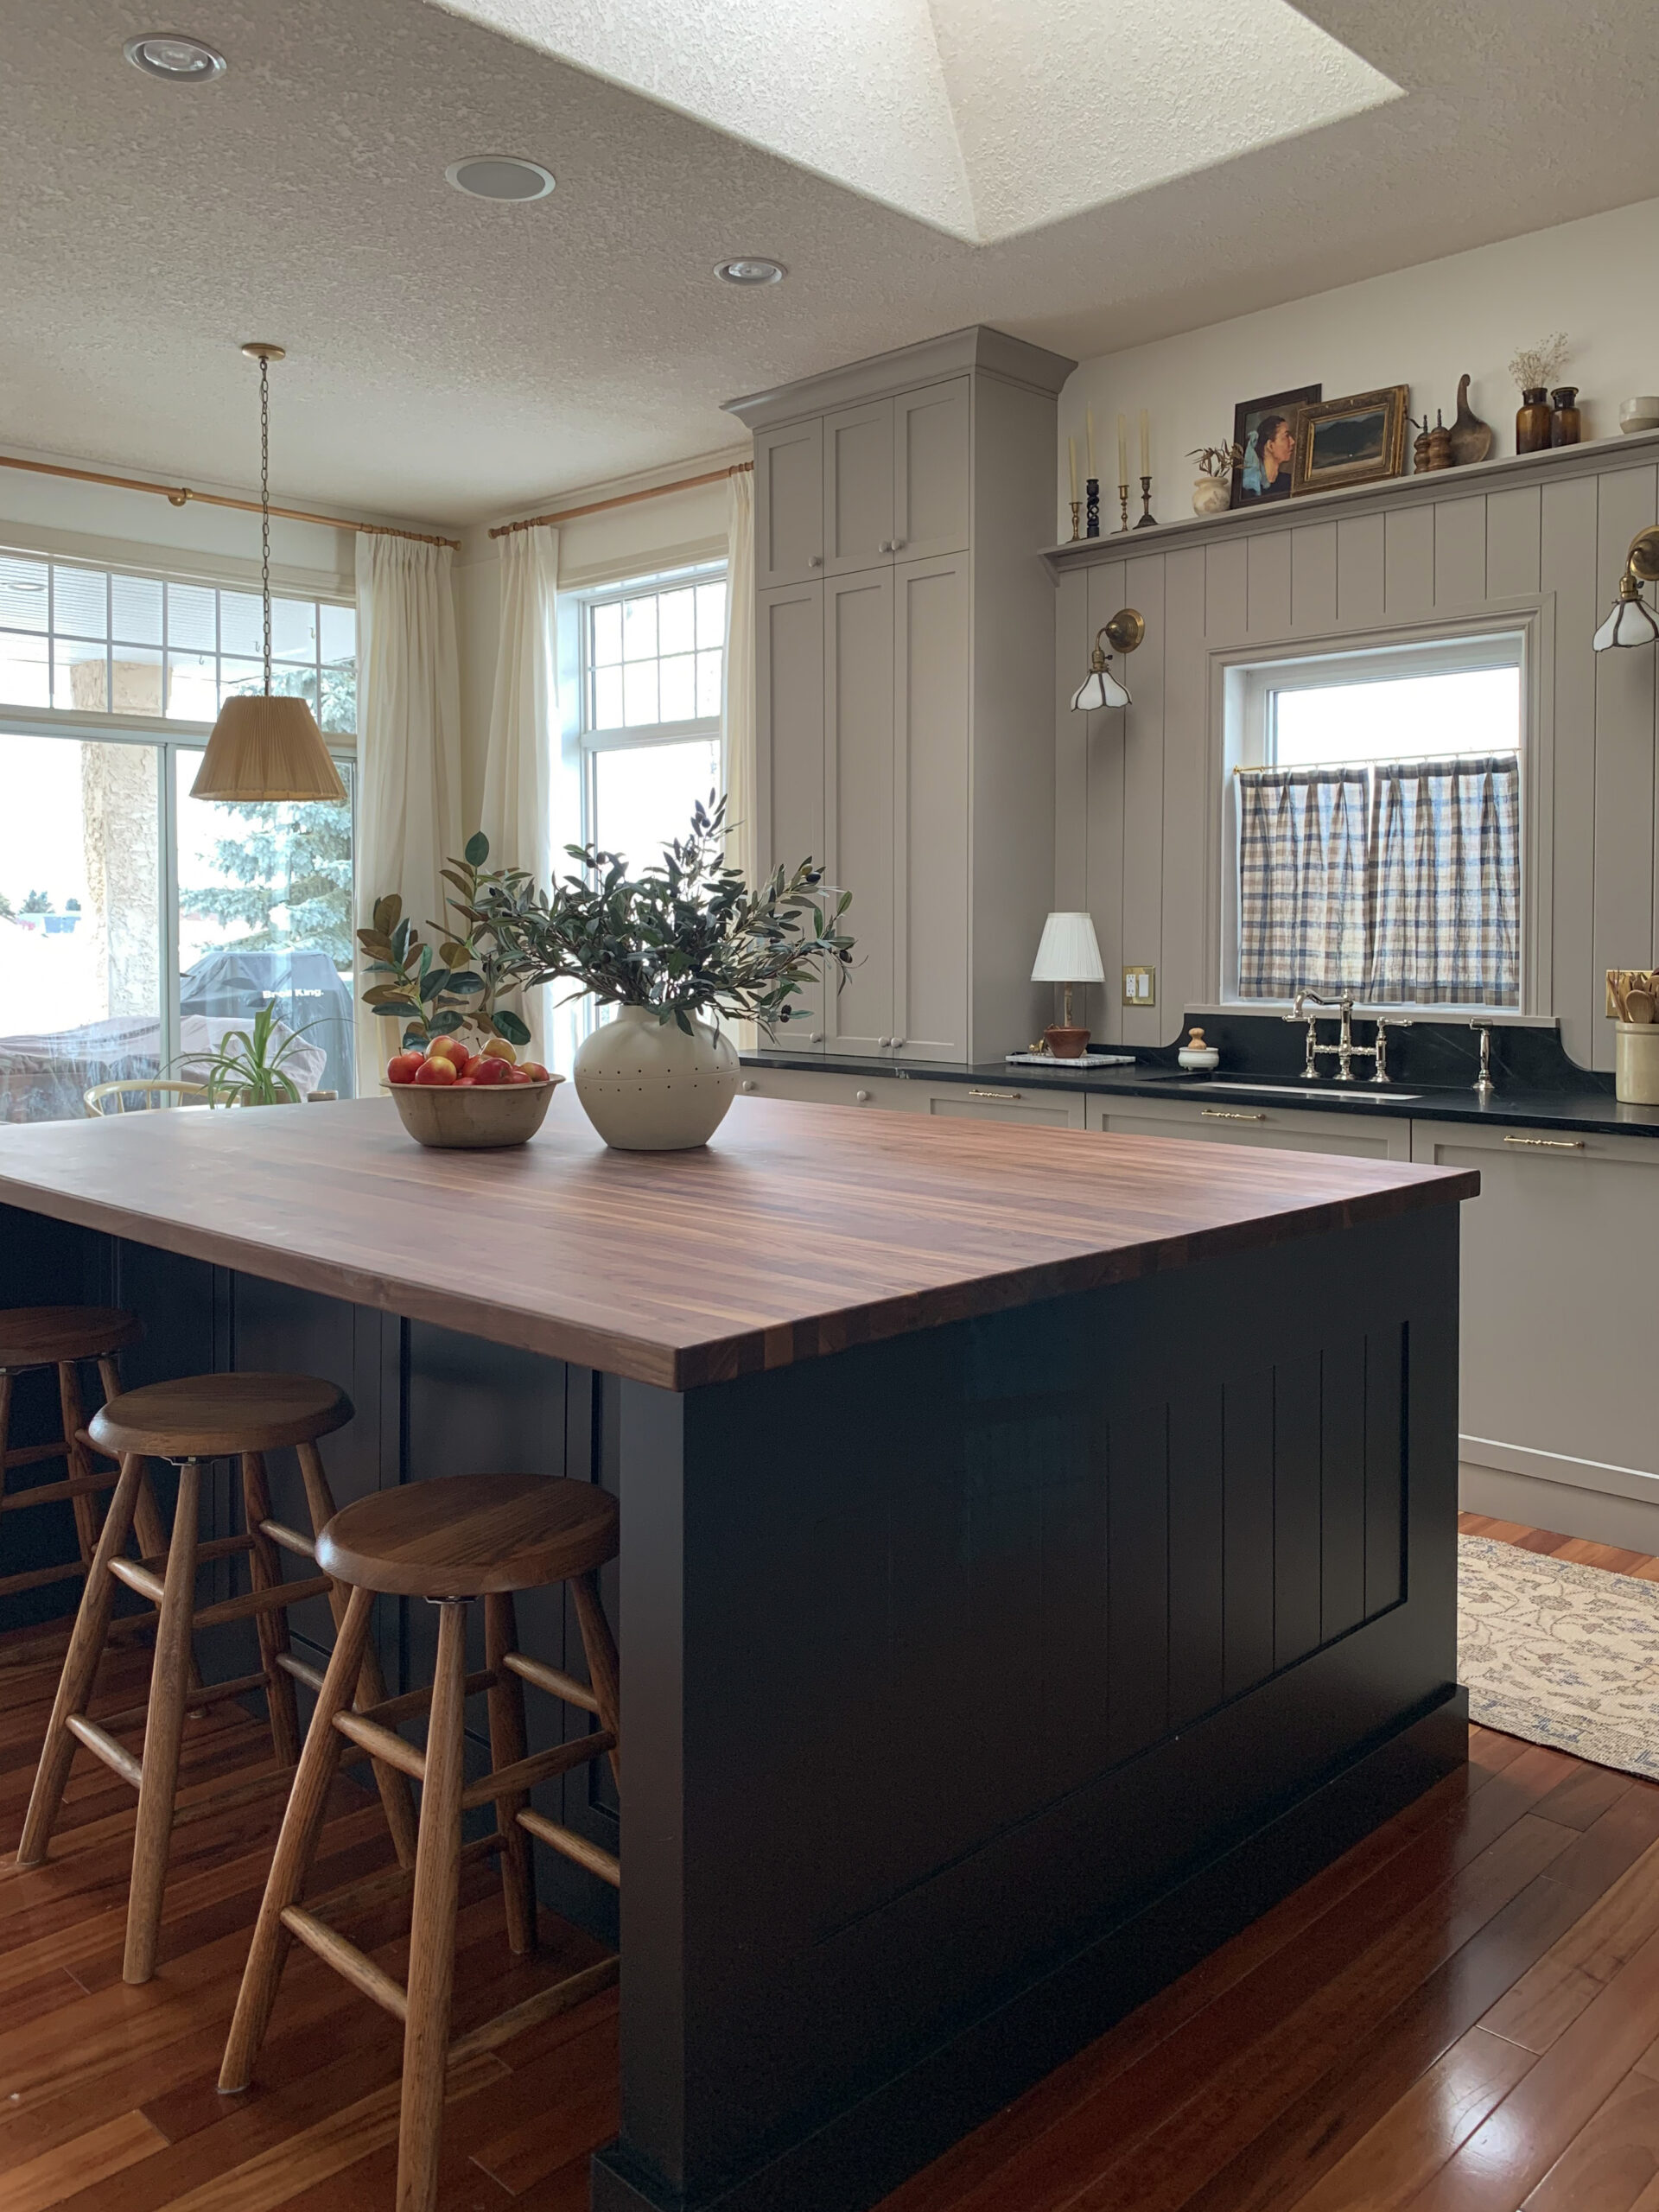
1116, 413, 1128, 485
1085, 410, 1096, 476
1069, 436, 1078, 503
1140, 409, 1150, 475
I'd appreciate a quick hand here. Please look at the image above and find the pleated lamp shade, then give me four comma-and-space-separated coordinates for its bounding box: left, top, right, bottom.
190, 693, 348, 802
1031, 911, 1105, 984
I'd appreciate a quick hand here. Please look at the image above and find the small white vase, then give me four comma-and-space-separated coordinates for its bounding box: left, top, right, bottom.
1192, 477, 1230, 516
574, 1004, 740, 1150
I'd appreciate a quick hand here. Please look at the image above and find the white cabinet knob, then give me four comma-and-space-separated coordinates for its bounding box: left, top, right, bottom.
806, 1031, 823, 1043
807, 555, 823, 568
878, 1036, 891, 1047
855, 1090, 871, 1103
741, 1079, 757, 1092
891, 539, 906, 552
890, 1036, 906, 1049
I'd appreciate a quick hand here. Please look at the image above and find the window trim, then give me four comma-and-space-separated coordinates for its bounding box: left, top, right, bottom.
1219, 623, 1534, 1016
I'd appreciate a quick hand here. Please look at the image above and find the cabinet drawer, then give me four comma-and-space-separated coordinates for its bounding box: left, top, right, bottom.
1088, 1094, 1413, 1160
737, 1069, 902, 1109
909, 1084, 1085, 1129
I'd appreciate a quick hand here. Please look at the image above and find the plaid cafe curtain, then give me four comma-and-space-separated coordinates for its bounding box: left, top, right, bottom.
1237, 755, 1521, 1005
1237, 766, 1369, 997
1366, 754, 1522, 1005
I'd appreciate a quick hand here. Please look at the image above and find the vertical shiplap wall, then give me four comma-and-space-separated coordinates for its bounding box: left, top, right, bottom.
1056, 457, 1659, 1070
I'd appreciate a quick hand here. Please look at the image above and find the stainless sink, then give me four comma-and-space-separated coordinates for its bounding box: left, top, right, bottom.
1179, 1080, 1422, 1103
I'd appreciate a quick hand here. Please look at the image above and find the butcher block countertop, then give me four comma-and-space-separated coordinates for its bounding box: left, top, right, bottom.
0, 1096, 1478, 1389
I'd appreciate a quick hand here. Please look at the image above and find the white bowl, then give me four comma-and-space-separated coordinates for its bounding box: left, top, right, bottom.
1620, 397, 1659, 433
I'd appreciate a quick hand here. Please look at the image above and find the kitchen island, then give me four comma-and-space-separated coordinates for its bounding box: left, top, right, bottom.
0, 1096, 1477, 2212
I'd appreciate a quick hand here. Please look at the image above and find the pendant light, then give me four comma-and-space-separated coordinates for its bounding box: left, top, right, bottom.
190, 343, 348, 802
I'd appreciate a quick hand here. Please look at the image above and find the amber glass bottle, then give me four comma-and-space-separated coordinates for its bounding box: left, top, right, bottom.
1549, 387, 1582, 446
1516, 387, 1551, 454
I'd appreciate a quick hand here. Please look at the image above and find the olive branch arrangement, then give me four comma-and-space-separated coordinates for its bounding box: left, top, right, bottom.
358, 797, 854, 1049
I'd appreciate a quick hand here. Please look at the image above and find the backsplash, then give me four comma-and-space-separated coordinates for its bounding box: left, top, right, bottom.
1149, 1013, 1611, 1096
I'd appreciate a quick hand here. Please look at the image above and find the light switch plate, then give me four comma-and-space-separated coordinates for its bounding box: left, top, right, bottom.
1122, 964, 1156, 1007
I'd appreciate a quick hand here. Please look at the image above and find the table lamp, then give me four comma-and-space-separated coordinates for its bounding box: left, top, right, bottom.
1032, 912, 1104, 1058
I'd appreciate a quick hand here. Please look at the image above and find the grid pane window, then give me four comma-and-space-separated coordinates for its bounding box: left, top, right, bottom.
0, 550, 357, 732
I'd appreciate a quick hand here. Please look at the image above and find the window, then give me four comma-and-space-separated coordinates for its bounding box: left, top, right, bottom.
579, 564, 725, 874
0, 551, 358, 1122
1230, 635, 1523, 1009
0, 550, 356, 731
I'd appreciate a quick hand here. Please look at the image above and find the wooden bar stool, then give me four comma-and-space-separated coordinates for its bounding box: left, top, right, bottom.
0, 1306, 170, 1607
219, 1471, 621, 2212
16, 1370, 419, 1983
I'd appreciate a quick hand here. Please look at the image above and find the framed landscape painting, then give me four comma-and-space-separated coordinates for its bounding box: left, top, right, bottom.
1230, 385, 1319, 508
1291, 386, 1409, 495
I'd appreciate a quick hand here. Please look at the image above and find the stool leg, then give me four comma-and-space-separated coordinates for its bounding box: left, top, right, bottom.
219, 1582, 375, 2094
16, 1452, 143, 1866
484, 1591, 535, 1955
297, 1440, 418, 1868
571, 1572, 621, 1790
0, 1370, 12, 1580
124, 1458, 201, 1985
99, 1357, 169, 1564
238, 1452, 301, 1767
54, 1359, 101, 1570
398, 1599, 468, 2212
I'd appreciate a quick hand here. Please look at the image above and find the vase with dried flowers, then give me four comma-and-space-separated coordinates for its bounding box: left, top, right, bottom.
1510, 335, 1569, 454
1188, 442, 1241, 516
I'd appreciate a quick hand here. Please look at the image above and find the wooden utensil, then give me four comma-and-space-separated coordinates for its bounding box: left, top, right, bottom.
1624, 988, 1656, 1024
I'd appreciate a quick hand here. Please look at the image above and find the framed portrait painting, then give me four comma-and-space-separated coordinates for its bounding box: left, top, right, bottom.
1291, 386, 1409, 495
1230, 385, 1319, 509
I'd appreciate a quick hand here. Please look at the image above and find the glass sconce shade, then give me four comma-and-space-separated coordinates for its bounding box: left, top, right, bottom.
1071, 664, 1132, 710
1593, 590, 1659, 652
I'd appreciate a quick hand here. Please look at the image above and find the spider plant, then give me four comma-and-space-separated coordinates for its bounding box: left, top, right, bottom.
178, 1001, 315, 1106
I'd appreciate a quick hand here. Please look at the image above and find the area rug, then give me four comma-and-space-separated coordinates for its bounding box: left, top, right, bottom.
1459, 1534, 1659, 1777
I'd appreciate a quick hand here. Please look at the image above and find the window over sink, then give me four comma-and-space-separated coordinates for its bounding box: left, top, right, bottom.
1225, 632, 1524, 1011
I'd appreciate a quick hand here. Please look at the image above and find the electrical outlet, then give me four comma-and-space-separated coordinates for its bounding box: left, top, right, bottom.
1122, 964, 1156, 1007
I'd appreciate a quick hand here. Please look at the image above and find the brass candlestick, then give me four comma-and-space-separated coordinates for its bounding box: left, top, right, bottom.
1117, 482, 1130, 533
1135, 474, 1157, 529
1069, 499, 1082, 542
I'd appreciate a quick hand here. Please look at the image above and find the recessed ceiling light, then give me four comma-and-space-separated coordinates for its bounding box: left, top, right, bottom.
715, 257, 787, 287
124, 33, 226, 80
445, 156, 556, 203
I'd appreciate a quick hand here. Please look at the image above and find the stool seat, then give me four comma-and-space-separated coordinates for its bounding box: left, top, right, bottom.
89, 1372, 352, 1459
316, 1472, 618, 1598
0, 1306, 142, 1370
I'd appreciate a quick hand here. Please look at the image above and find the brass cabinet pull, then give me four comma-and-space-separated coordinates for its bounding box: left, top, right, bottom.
965, 1089, 1021, 1102
1200, 1108, 1267, 1122
1502, 1134, 1584, 1150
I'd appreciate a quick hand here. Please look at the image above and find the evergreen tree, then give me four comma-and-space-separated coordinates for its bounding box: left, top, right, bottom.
177, 662, 355, 964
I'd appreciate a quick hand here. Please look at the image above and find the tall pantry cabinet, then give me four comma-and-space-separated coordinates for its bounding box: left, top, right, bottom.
724, 327, 1074, 1064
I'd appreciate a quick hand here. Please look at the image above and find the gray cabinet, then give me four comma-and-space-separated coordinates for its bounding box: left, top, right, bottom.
1087, 1093, 1414, 1160
729, 329, 1073, 1066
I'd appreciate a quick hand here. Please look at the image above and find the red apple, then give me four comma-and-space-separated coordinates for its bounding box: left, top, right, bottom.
507, 1066, 534, 1085
429, 1038, 470, 1072
414, 1055, 457, 1086
470, 1056, 511, 1086
518, 1060, 550, 1082
386, 1051, 424, 1084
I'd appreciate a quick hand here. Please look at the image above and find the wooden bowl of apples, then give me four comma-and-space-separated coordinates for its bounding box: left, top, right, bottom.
385, 1039, 563, 1149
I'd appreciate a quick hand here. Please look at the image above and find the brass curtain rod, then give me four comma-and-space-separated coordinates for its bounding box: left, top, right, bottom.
0, 451, 461, 551
489, 460, 753, 539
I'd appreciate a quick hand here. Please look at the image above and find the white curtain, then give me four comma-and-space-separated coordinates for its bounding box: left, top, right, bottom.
481, 524, 558, 1058
722, 469, 756, 886
353, 535, 463, 1091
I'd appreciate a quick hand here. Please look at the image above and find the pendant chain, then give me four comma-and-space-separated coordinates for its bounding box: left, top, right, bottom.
259, 353, 272, 695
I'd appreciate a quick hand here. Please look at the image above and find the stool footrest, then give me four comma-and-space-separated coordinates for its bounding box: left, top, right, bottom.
302, 1833, 504, 1932
275, 1650, 327, 1694
500, 1649, 600, 1715
108, 1557, 166, 1605
334, 1710, 429, 1783
517, 1808, 620, 1889
460, 1732, 616, 1813
0, 1557, 87, 1599
65, 1713, 144, 1791
280, 1906, 408, 2022
0, 1469, 119, 1511
447, 1954, 620, 2064
260, 1519, 316, 1561
3, 1439, 76, 1471
357, 1669, 496, 1732
98, 1668, 272, 1733
193, 1574, 334, 1632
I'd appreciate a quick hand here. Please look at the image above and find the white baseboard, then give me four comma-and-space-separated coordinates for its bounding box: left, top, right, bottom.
1459, 1434, 1659, 1506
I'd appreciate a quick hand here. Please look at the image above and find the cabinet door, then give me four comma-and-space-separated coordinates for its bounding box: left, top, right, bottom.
893, 379, 970, 563
911, 1082, 1085, 1128
892, 554, 969, 1062
823, 569, 895, 1057
1088, 1095, 1414, 1160
735, 1068, 906, 1109
757, 582, 826, 1052
823, 401, 894, 575
1410, 1120, 1659, 1489
755, 420, 824, 589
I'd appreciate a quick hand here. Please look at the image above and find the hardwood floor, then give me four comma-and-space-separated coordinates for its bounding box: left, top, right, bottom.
3, 1513, 1659, 2210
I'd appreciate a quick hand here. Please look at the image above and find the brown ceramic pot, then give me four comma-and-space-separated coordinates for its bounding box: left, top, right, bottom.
1044, 1026, 1090, 1059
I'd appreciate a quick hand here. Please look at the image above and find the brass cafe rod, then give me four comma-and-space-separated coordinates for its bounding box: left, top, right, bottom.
0, 450, 461, 551
490, 460, 753, 539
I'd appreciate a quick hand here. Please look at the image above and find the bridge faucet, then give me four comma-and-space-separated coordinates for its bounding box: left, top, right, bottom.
1284, 991, 1412, 1084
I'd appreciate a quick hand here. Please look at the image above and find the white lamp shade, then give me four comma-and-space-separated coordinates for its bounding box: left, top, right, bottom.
1071, 666, 1131, 711
1593, 594, 1659, 652
1031, 911, 1105, 985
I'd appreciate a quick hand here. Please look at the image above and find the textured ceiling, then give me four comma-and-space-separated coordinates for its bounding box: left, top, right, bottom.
1, 0, 1657, 525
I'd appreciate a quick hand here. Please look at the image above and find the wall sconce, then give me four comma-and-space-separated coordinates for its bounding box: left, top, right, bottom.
1071, 608, 1144, 710
1593, 527, 1659, 652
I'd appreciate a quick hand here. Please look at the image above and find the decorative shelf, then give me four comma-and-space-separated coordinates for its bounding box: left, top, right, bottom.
1042, 424, 1659, 571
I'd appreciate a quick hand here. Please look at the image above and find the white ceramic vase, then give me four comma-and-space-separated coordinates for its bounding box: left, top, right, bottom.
1192, 476, 1230, 516
573, 1003, 740, 1150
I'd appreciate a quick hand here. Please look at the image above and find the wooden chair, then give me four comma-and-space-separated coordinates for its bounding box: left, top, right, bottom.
219, 1471, 621, 2212
15, 1371, 419, 1982
0, 1305, 171, 1608
83, 1080, 214, 1116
